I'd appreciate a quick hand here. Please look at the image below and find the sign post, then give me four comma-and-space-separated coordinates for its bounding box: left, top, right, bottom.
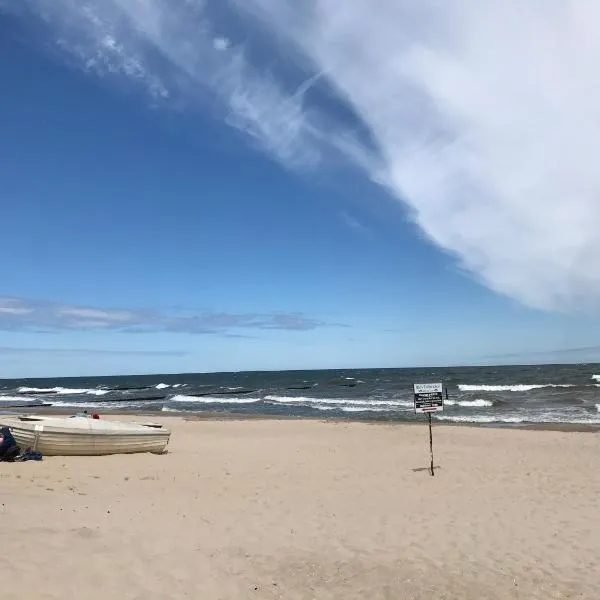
413, 383, 444, 476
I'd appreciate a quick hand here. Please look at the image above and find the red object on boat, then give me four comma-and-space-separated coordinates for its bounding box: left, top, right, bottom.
92, 413, 100, 419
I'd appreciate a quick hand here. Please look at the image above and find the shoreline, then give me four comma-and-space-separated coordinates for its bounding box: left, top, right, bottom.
3, 405, 600, 433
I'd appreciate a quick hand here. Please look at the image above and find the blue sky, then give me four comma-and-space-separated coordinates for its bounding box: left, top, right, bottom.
2, 2, 600, 377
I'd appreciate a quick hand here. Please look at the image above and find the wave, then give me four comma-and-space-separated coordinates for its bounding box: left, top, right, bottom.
437, 413, 600, 424
445, 398, 493, 407
312, 405, 391, 413
50, 399, 160, 409
154, 383, 186, 389
0, 395, 47, 404
18, 386, 110, 396
169, 394, 259, 405
339, 406, 391, 413
437, 415, 527, 424
592, 375, 600, 381
263, 395, 413, 407
457, 384, 575, 392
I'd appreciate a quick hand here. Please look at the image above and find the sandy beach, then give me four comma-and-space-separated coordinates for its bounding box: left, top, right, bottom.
1, 417, 599, 599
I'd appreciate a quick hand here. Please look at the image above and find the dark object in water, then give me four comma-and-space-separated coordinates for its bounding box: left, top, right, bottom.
91, 394, 167, 403
111, 385, 152, 391
0, 427, 20, 462
287, 385, 314, 390
186, 388, 256, 397
1, 402, 52, 409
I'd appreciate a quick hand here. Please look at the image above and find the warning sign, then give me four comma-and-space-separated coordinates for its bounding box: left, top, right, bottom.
413, 383, 444, 414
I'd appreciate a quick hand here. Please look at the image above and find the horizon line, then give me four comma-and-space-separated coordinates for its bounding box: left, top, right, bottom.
2, 360, 599, 381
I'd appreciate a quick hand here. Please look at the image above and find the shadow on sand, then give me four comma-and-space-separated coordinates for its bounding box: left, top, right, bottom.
411, 465, 442, 473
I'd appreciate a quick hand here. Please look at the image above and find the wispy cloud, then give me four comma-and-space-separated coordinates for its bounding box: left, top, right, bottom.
338, 210, 366, 233
5, 1, 600, 311
5, 0, 360, 170
0, 297, 330, 334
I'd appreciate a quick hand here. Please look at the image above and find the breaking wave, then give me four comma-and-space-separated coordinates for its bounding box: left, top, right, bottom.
312, 405, 391, 413
263, 395, 413, 407
18, 386, 110, 395
0, 395, 47, 404
437, 413, 600, 424
50, 399, 161, 409
170, 394, 259, 405
339, 406, 392, 413
457, 384, 574, 392
445, 399, 493, 407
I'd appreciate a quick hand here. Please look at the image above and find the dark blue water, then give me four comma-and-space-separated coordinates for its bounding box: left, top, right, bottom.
1, 364, 600, 425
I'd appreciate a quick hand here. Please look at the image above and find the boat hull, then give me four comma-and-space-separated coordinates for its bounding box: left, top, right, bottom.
0, 416, 171, 456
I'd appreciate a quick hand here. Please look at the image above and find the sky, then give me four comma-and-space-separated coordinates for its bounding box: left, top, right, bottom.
3, 1, 600, 378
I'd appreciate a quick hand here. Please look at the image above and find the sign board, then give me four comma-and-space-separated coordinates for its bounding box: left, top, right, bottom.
413, 382, 444, 414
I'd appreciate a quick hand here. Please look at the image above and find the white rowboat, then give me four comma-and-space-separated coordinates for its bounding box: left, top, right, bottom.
0, 415, 171, 456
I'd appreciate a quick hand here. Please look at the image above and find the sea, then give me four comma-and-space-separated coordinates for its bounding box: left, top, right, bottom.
1, 364, 600, 426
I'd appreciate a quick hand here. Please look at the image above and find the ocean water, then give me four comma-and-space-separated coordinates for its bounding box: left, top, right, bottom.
1, 364, 600, 426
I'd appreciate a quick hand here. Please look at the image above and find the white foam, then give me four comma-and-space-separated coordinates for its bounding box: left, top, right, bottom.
313, 405, 391, 413
264, 395, 413, 407
155, 383, 169, 389
161, 406, 183, 413
445, 399, 493, 407
437, 415, 526, 423
596, 404, 600, 413
592, 375, 600, 381
50, 400, 156, 409
339, 406, 391, 413
169, 394, 259, 405
18, 386, 110, 395
0, 395, 44, 404
457, 384, 574, 392
437, 413, 600, 424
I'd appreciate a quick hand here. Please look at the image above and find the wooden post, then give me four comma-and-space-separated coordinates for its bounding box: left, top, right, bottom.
428, 412, 434, 476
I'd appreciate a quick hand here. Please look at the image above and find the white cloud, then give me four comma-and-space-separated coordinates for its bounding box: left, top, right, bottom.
213, 37, 230, 52
56, 307, 135, 322
234, 0, 600, 312
5, 1, 600, 311
0, 307, 33, 316
0, 297, 332, 333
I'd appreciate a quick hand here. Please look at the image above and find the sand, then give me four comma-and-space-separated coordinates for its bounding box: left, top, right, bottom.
1, 417, 599, 599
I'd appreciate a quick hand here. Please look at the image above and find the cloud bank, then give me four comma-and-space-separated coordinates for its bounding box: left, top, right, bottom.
0, 298, 328, 334
5, 1, 600, 311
